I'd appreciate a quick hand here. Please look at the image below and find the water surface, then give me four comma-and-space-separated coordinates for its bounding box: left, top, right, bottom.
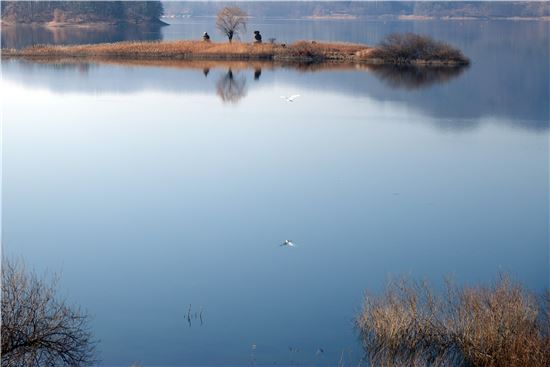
1, 18, 548, 366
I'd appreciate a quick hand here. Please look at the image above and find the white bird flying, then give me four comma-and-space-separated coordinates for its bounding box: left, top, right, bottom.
280, 240, 295, 247
280, 94, 301, 102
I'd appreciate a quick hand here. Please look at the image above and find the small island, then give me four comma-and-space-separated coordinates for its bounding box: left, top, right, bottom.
1, 33, 469, 67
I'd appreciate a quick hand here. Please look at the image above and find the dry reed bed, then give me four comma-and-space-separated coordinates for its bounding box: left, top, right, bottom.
1, 35, 469, 66
357, 276, 549, 367
1, 40, 368, 62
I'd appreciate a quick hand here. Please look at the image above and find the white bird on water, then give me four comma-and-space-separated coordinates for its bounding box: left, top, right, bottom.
280, 94, 301, 102
280, 240, 295, 247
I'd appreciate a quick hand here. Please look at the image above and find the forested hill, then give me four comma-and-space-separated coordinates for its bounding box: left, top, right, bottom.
162, 1, 550, 20
1, 1, 164, 25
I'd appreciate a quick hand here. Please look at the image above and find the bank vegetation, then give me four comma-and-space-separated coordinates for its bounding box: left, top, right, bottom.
1, 34, 470, 66
357, 275, 549, 367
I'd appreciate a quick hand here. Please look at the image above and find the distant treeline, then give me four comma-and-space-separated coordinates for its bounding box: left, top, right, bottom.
162, 1, 550, 19
1, 1, 164, 25
2, 1, 548, 26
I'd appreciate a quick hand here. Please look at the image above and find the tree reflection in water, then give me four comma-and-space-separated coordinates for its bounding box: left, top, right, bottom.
216, 68, 247, 103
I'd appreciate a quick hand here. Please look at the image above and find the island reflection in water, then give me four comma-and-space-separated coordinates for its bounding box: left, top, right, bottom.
4, 57, 548, 132
3, 58, 468, 101
209, 63, 466, 104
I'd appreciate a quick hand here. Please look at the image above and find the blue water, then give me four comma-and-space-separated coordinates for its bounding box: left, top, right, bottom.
1, 18, 548, 366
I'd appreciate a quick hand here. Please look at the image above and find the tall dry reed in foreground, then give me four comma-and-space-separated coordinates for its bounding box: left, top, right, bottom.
356, 276, 549, 367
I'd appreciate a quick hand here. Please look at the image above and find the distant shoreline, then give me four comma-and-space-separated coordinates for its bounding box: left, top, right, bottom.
0, 39, 470, 67
160, 15, 550, 22
0, 19, 168, 28
397, 15, 550, 21
3, 14, 548, 28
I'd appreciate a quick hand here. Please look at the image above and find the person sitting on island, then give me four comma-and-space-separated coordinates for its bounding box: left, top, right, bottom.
202, 32, 210, 42
254, 31, 262, 43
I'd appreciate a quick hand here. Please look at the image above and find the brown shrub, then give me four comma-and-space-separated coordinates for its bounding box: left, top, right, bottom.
367, 33, 470, 65
357, 276, 549, 367
282, 41, 325, 60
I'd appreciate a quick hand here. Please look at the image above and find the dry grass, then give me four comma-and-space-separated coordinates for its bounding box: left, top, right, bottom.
275, 40, 367, 61
1, 40, 368, 63
356, 276, 549, 367
362, 33, 470, 65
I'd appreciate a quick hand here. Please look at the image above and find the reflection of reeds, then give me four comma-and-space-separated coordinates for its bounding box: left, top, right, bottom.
7, 57, 373, 73
366, 64, 467, 90
186, 304, 205, 327
356, 275, 550, 367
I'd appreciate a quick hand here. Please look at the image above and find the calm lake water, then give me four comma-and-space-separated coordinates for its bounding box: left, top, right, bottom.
2, 18, 549, 366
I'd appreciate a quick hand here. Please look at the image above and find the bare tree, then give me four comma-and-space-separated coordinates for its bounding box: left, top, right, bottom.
216, 6, 247, 43
1, 259, 96, 367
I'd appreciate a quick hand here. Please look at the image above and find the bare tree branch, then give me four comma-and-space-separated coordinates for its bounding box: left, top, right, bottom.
1, 258, 97, 367
216, 7, 247, 43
